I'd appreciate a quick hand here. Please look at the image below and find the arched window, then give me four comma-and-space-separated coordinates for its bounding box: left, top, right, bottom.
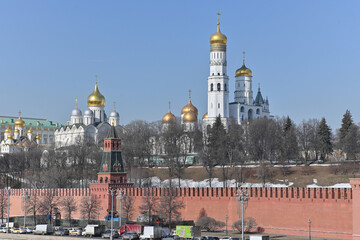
217, 83, 221, 91
218, 73, 220, 76
248, 109, 253, 120
105, 177, 108, 183
210, 84, 213, 91
100, 177, 103, 183
256, 109, 260, 114
240, 106, 245, 112
224, 84, 227, 91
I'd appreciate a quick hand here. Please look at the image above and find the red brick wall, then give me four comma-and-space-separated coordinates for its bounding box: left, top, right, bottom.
2, 186, 353, 239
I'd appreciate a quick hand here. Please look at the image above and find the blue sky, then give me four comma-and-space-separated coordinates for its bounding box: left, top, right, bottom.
0, 0, 359, 130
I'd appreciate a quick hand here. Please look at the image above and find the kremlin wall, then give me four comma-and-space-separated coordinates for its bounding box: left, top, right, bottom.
3, 181, 360, 239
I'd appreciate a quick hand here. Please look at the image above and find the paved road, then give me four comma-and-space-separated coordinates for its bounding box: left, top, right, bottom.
0, 233, 104, 239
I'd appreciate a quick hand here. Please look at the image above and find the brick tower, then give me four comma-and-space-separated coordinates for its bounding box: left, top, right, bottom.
90, 125, 133, 217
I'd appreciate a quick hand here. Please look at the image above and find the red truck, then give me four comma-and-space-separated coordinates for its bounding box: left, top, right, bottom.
120, 224, 143, 235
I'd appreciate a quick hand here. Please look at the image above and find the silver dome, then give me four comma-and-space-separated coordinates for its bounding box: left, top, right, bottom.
110, 111, 119, 117
71, 108, 82, 116
84, 109, 94, 116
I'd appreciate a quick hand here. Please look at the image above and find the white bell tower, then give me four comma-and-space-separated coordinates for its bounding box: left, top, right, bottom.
203, 13, 229, 129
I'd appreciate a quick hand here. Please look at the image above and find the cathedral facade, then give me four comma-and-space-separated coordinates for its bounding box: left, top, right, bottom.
202, 16, 271, 130
54, 82, 121, 148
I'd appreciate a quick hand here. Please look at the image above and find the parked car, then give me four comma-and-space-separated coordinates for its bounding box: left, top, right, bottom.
54, 228, 69, 236
18, 228, 27, 234
69, 227, 83, 236
122, 232, 140, 240
102, 230, 119, 238
193, 237, 207, 240
11, 228, 20, 234
204, 236, 219, 240
220, 237, 231, 240
162, 235, 180, 240
26, 227, 34, 233
230, 238, 240, 240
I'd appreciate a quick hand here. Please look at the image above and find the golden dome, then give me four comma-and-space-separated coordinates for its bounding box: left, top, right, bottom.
210, 15, 227, 45
7, 134, 13, 139
181, 100, 198, 115
27, 129, 33, 134
162, 102, 176, 124
4, 126, 11, 133
202, 112, 208, 120
87, 82, 105, 107
14, 115, 25, 127
183, 111, 197, 123
14, 129, 20, 133
35, 134, 41, 140
236, 52, 252, 77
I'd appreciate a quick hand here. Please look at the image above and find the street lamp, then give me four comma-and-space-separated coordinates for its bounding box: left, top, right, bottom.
236, 189, 249, 240
5, 188, 10, 233
308, 219, 311, 240
225, 215, 228, 236
116, 190, 125, 229
107, 189, 118, 240
21, 190, 30, 227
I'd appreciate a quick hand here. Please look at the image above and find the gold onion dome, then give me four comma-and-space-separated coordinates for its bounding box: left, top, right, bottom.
7, 134, 13, 139
181, 90, 198, 115
14, 129, 20, 133
236, 52, 252, 77
209, 14, 227, 45
4, 126, 11, 133
162, 103, 176, 123
87, 82, 105, 107
183, 111, 197, 123
27, 129, 33, 134
202, 112, 208, 120
35, 134, 41, 140
14, 115, 25, 127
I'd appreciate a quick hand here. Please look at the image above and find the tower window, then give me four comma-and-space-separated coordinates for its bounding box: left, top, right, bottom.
218, 103, 220, 108
212, 73, 214, 76
218, 73, 220, 76
217, 83, 221, 91
224, 84, 227, 91
210, 83, 213, 91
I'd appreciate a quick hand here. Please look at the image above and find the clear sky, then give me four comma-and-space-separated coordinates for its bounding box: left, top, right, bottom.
0, 0, 359, 130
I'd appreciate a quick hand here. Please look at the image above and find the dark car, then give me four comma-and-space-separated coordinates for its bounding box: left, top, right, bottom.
122, 232, 140, 240
54, 228, 69, 236
102, 230, 120, 239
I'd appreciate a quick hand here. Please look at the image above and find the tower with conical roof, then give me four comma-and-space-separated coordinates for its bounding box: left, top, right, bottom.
203, 13, 229, 129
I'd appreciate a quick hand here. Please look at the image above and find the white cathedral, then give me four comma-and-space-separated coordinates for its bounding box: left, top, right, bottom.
202, 15, 271, 129
54, 81, 121, 148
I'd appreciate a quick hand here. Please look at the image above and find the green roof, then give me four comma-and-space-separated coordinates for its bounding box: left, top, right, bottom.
0, 116, 60, 129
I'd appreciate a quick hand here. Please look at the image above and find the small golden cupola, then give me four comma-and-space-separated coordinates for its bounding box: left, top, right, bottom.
181, 90, 198, 115
202, 112, 208, 120
4, 125, 12, 134
209, 13, 227, 45
87, 81, 105, 107
162, 102, 176, 124
236, 51, 252, 77
27, 128, 33, 134
14, 112, 26, 127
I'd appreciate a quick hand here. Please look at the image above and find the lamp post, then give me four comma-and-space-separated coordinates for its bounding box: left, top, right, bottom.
236, 189, 249, 240
308, 219, 311, 240
225, 215, 228, 236
116, 190, 125, 229
108, 189, 117, 240
21, 190, 30, 227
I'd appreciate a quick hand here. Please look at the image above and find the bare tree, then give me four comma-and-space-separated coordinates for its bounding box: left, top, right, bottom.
60, 195, 77, 226
139, 189, 159, 223
122, 194, 135, 222
157, 188, 185, 229
27, 193, 40, 225
39, 191, 59, 224
0, 190, 7, 223
80, 196, 101, 222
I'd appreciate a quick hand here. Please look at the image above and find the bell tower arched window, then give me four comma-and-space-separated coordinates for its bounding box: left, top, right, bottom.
217, 83, 221, 91
210, 84, 213, 91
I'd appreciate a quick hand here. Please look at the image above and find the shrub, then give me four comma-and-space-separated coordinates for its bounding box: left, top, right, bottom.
232, 217, 258, 233
196, 216, 225, 231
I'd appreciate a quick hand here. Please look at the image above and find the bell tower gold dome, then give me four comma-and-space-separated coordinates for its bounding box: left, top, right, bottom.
209, 14, 227, 45
236, 52, 252, 77
87, 82, 105, 107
